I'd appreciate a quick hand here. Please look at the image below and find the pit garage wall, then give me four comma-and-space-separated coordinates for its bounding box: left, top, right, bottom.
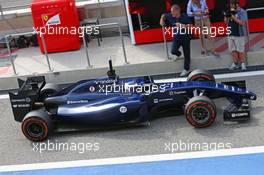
0, 1, 128, 36
124, 0, 264, 45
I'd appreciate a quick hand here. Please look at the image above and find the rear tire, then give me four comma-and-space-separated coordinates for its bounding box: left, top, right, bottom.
185, 96, 216, 128
22, 110, 53, 141
187, 69, 215, 82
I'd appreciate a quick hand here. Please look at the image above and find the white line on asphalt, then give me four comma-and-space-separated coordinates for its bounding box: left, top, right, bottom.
154, 70, 264, 83
1, 146, 264, 172
0, 94, 9, 100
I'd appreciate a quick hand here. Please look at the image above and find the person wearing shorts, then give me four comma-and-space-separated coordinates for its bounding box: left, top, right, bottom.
225, 0, 248, 71
228, 36, 245, 55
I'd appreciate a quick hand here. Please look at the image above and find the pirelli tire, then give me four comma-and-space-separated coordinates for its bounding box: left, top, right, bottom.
21, 109, 53, 141
40, 83, 60, 101
185, 96, 217, 128
187, 69, 215, 82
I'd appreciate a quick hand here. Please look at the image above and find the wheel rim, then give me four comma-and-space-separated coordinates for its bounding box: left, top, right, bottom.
191, 106, 210, 124
27, 122, 45, 138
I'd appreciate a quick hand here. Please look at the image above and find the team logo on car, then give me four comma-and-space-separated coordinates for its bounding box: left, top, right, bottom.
119, 106, 127, 113
12, 104, 30, 108
89, 86, 96, 92
11, 98, 31, 103
231, 113, 248, 118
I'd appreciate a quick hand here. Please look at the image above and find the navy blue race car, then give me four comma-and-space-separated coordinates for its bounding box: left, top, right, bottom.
9, 61, 257, 141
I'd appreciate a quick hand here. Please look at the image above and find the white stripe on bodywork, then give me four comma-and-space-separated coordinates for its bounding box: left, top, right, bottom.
58, 103, 120, 115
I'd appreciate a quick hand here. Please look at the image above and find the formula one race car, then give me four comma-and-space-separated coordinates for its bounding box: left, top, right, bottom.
9, 61, 257, 141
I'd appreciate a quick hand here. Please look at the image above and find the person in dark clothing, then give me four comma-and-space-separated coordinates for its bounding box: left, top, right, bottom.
160, 4, 192, 77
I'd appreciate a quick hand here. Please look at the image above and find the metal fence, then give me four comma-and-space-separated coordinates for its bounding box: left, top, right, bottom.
5, 31, 53, 74
2, 4, 264, 75
246, 7, 264, 51
81, 22, 129, 67
4, 22, 128, 75
162, 27, 170, 61
0, 0, 127, 75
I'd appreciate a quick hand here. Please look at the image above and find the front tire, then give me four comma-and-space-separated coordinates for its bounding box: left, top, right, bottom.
187, 69, 215, 82
22, 110, 53, 141
185, 96, 216, 128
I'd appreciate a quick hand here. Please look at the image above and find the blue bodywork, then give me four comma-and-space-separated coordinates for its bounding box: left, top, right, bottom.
42, 75, 257, 125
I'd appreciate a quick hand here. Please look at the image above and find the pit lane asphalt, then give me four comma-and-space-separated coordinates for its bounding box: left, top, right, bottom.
1, 75, 264, 166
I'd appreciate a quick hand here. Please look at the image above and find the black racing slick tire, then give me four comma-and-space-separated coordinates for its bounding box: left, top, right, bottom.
185, 96, 216, 128
187, 69, 215, 82
40, 83, 60, 101
21, 110, 53, 141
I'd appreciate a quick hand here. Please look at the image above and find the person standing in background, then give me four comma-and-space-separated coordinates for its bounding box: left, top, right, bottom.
187, 0, 219, 57
160, 4, 193, 77
225, 0, 248, 71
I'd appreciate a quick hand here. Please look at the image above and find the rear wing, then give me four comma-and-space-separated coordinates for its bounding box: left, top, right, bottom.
9, 76, 46, 122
